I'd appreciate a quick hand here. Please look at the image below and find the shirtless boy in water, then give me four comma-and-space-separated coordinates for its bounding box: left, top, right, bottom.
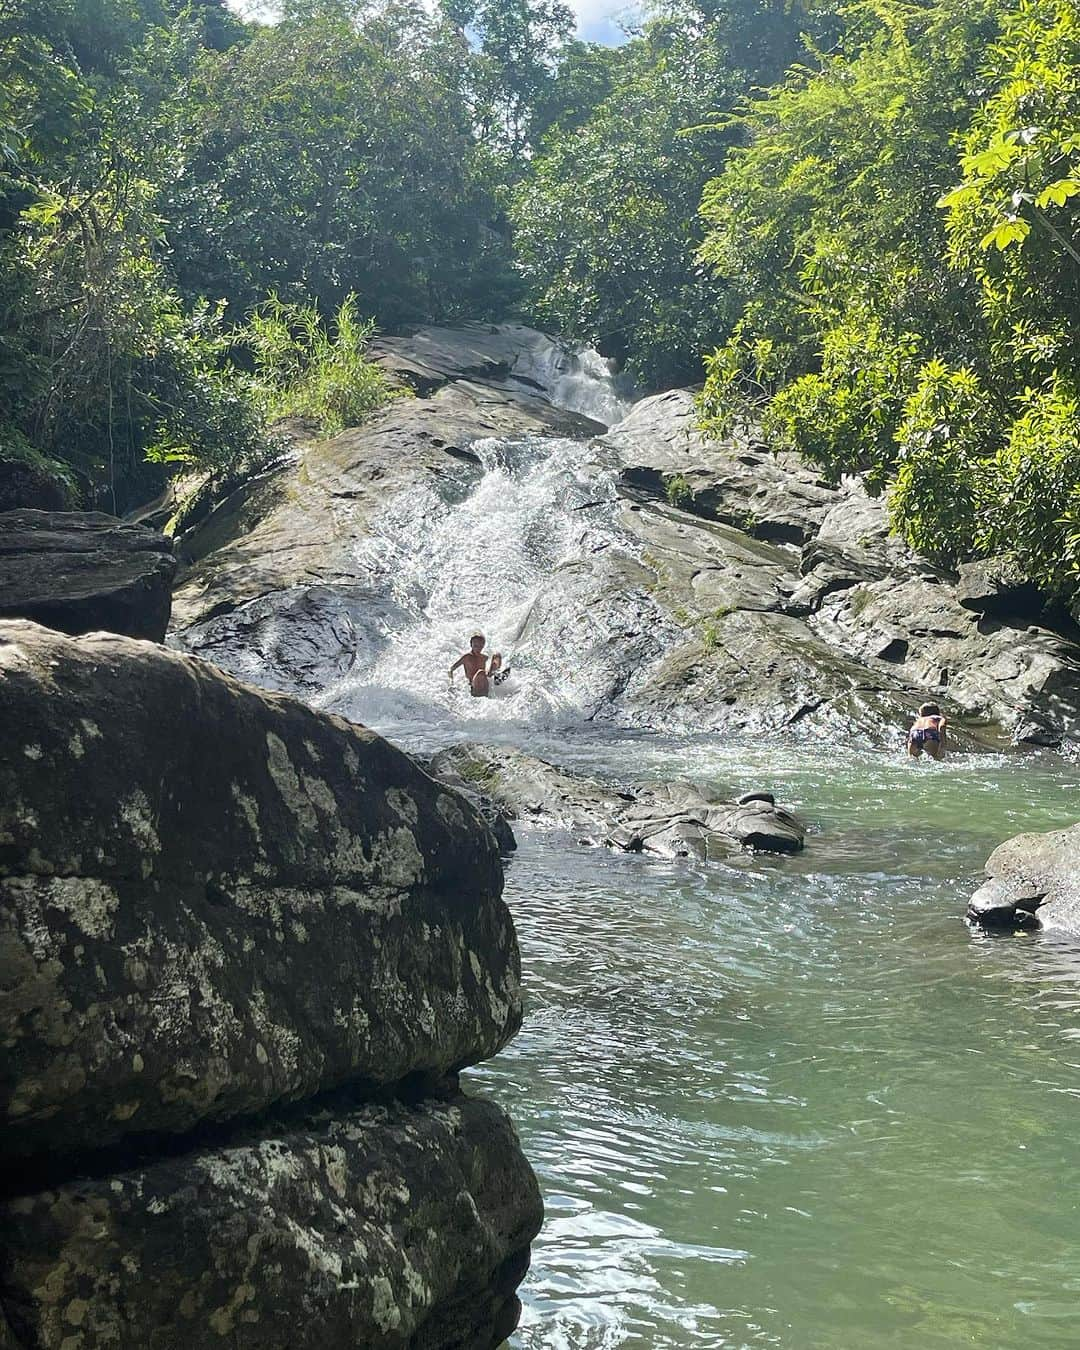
449, 633, 503, 697
907, 702, 947, 759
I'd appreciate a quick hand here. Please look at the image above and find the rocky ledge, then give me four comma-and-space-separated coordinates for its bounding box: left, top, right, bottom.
0, 621, 540, 1347
0, 509, 176, 642
966, 822, 1080, 934
167, 324, 1080, 750
605, 390, 1080, 748
427, 743, 806, 861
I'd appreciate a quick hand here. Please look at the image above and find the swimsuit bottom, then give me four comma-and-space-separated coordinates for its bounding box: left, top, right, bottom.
910, 727, 940, 746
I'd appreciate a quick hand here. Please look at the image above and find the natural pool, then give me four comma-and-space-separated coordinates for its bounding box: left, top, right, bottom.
468, 736, 1079, 1349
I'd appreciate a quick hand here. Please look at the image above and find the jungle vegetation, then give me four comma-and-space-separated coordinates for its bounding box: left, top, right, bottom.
2, 0, 1077, 598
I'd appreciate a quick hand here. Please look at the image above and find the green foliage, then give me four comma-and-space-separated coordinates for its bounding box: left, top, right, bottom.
696, 0, 1080, 600
441, 0, 575, 161
511, 0, 832, 386
985, 384, 1080, 593
665, 473, 695, 508
242, 294, 399, 437
164, 2, 515, 327
889, 362, 995, 561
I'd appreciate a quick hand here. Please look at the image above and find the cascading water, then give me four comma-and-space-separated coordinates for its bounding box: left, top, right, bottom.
318, 346, 670, 741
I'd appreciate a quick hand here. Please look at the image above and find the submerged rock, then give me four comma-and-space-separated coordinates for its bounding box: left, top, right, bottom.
0, 509, 175, 641
0, 1094, 542, 1350
427, 743, 806, 860
0, 620, 519, 1160
967, 823, 1080, 933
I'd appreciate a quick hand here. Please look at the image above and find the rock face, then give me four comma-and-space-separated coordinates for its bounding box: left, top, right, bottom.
167, 325, 1080, 750
966, 823, 1080, 933
0, 1096, 539, 1350
0, 621, 539, 1347
428, 743, 806, 861
173, 375, 601, 693
0, 509, 176, 641
603, 389, 1080, 748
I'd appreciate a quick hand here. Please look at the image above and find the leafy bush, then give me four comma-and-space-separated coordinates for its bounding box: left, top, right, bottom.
767, 321, 924, 487
889, 361, 996, 562
665, 473, 694, 508
241, 295, 400, 438
980, 383, 1080, 595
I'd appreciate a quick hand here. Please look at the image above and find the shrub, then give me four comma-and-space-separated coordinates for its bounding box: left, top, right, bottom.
241, 294, 400, 438
665, 473, 694, 509
979, 383, 1080, 596
888, 360, 996, 561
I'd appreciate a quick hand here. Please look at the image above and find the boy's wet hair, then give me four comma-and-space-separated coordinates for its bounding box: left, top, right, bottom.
918, 702, 941, 717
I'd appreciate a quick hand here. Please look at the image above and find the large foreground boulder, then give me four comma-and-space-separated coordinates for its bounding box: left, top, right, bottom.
0, 510, 176, 641
0, 621, 519, 1160
428, 743, 806, 861
0, 1095, 541, 1350
966, 823, 1080, 933
0, 621, 539, 1349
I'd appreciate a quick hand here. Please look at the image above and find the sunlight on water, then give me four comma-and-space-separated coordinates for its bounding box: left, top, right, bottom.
468, 740, 1079, 1349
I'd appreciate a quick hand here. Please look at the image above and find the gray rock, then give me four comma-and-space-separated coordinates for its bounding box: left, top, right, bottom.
417, 755, 518, 855
428, 743, 805, 861
0, 510, 175, 641
607, 389, 836, 545
0, 621, 519, 1160
0, 1093, 543, 1350
172, 379, 601, 689
371, 322, 556, 393
954, 555, 1042, 619
967, 822, 1080, 933
811, 575, 1080, 745
166, 330, 1080, 750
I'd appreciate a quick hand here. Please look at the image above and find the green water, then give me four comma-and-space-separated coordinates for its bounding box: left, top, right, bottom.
469, 738, 1080, 1349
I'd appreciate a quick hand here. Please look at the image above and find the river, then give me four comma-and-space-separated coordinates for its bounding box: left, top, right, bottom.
312, 352, 1080, 1349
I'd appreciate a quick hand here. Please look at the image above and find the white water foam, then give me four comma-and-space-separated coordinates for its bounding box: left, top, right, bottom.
318, 431, 651, 737
507, 338, 635, 427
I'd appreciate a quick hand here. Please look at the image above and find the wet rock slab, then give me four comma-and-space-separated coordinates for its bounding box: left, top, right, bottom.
967, 822, 1080, 934
171, 377, 601, 691
428, 743, 805, 860
0, 620, 520, 1161
0, 509, 175, 641
605, 394, 1080, 749
0, 1094, 541, 1350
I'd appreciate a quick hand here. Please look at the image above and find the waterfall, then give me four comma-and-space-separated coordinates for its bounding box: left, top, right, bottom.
504, 337, 634, 427
316, 349, 672, 741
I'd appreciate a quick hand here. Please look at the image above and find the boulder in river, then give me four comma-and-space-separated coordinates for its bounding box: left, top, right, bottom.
966, 822, 1080, 933
0, 620, 519, 1161
0, 509, 176, 641
0, 620, 538, 1347
427, 743, 806, 860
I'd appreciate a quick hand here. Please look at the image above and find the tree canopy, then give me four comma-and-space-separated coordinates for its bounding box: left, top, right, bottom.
2, 0, 1078, 602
